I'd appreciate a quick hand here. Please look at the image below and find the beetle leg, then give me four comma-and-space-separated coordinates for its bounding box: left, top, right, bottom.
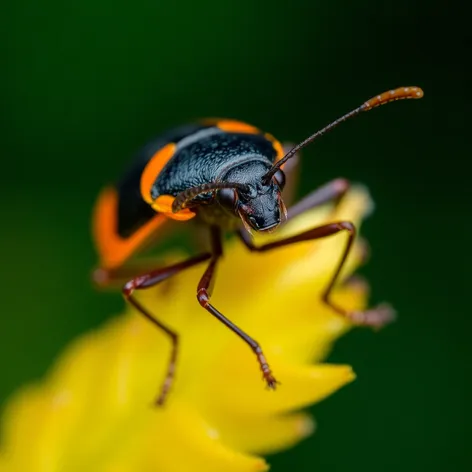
197, 226, 279, 389
238, 220, 395, 328
93, 257, 178, 289
286, 177, 350, 220
285, 178, 371, 264
115, 252, 212, 406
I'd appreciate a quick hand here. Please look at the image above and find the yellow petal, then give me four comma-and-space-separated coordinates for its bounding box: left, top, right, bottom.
209, 411, 315, 456
199, 354, 356, 415
137, 403, 269, 472
0, 185, 385, 471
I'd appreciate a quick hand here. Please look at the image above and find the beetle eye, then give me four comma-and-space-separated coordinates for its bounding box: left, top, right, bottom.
273, 169, 286, 189
218, 188, 237, 211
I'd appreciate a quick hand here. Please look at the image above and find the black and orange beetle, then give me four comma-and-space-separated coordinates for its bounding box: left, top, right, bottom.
92, 86, 424, 405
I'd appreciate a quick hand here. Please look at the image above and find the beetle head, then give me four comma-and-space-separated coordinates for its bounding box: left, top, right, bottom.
218, 161, 286, 233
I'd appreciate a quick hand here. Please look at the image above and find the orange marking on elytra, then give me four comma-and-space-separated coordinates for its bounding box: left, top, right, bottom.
152, 195, 196, 221
363, 86, 424, 111
264, 132, 285, 164
92, 187, 168, 269
140, 143, 177, 204
215, 120, 260, 134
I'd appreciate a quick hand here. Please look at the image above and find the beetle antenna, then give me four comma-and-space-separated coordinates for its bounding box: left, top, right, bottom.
173, 181, 250, 213
262, 86, 424, 184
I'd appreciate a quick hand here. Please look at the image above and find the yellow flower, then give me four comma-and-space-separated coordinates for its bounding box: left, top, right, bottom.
0, 186, 381, 472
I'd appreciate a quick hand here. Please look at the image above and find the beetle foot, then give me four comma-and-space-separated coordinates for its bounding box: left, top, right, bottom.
264, 372, 280, 390
349, 303, 397, 329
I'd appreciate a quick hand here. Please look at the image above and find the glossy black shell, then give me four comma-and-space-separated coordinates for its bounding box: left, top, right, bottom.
116, 123, 279, 238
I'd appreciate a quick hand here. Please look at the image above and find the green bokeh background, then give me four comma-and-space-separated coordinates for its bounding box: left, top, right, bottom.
2, 0, 470, 470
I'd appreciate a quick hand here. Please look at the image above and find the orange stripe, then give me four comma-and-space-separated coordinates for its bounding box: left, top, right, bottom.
140, 143, 177, 204
214, 120, 260, 135
152, 195, 196, 221
139, 142, 197, 220
264, 132, 285, 166
92, 187, 168, 269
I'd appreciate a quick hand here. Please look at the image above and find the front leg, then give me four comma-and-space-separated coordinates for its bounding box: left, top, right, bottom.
287, 178, 349, 220
279, 140, 348, 215
238, 196, 394, 328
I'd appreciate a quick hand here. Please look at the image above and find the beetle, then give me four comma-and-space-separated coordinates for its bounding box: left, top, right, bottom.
92, 86, 424, 405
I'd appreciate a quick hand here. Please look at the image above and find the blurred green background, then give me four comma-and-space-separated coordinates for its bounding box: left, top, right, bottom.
1, 0, 470, 470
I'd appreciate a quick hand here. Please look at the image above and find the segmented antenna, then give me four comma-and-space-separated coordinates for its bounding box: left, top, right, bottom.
172, 181, 250, 213
263, 86, 424, 183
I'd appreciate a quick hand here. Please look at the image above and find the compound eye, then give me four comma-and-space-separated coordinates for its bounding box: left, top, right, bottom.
273, 169, 286, 190
218, 188, 237, 211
